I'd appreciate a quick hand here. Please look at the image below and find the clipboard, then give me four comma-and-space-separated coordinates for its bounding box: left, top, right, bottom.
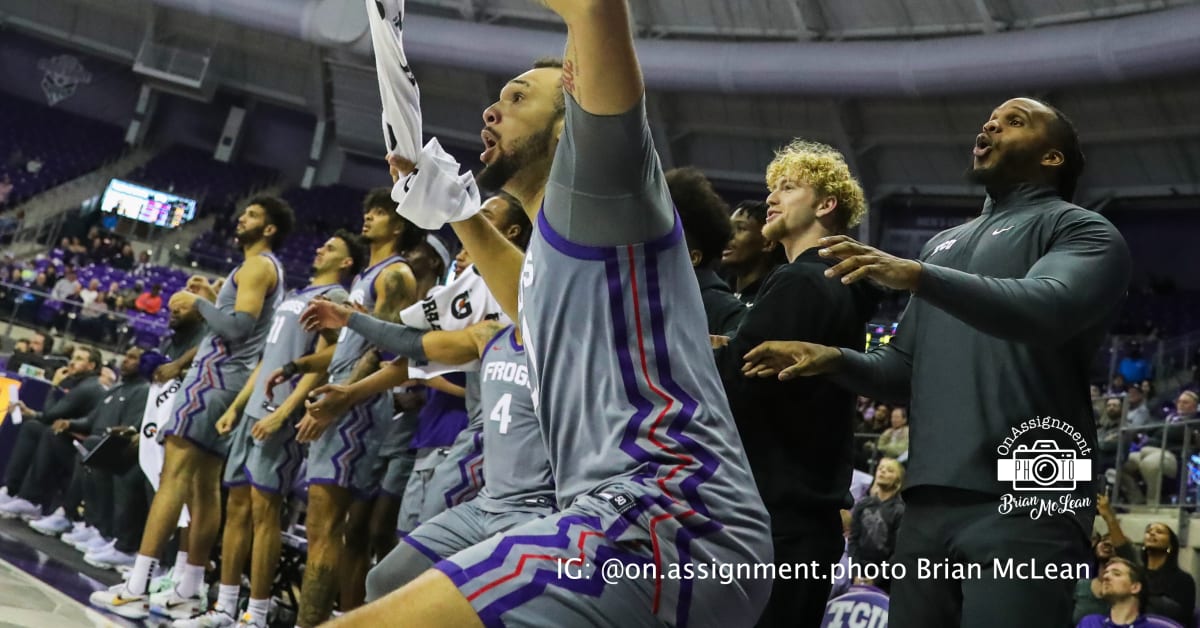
78, 432, 136, 474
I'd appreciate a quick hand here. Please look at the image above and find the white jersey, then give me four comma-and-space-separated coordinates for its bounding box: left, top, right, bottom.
139, 379, 190, 526
399, 264, 509, 378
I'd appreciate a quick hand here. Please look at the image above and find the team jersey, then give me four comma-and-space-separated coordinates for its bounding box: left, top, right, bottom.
188, 252, 284, 392
474, 326, 553, 511
245, 283, 347, 419
328, 255, 405, 383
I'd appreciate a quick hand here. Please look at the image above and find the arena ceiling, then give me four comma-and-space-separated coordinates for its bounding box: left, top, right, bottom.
4, 0, 1200, 222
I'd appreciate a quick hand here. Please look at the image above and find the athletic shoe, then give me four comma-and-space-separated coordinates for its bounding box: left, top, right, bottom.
173, 607, 237, 627
0, 497, 41, 520
84, 545, 136, 570
150, 587, 206, 620
235, 612, 265, 628
89, 583, 149, 620
29, 507, 71, 535
62, 522, 100, 545
77, 535, 113, 554
0, 486, 13, 506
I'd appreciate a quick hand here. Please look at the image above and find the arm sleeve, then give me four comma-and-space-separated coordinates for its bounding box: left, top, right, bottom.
914, 213, 1132, 345
195, 299, 255, 343
543, 94, 674, 246
348, 312, 428, 361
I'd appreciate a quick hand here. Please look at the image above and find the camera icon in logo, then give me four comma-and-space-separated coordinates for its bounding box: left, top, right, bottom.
997, 440, 1092, 492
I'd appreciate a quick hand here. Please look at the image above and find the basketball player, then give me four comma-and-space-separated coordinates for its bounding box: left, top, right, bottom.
712, 140, 882, 627
741, 98, 1132, 628
337, 1, 772, 625
301, 321, 552, 602
172, 231, 364, 628
91, 197, 293, 620
290, 189, 420, 627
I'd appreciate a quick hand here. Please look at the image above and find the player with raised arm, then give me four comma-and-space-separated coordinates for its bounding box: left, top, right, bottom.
171, 232, 364, 628
92, 197, 293, 620
335, 1, 772, 626
291, 189, 421, 627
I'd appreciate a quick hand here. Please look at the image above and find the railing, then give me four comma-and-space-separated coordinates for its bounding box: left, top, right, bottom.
0, 280, 169, 355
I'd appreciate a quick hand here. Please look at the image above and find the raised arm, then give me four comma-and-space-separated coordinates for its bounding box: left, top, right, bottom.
449, 216, 523, 323
541, 0, 642, 116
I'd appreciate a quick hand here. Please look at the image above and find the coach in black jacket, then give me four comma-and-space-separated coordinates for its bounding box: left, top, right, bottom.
743, 98, 1131, 628
712, 140, 881, 628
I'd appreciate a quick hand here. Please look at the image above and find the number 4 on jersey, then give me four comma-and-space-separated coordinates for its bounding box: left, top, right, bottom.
489, 393, 513, 434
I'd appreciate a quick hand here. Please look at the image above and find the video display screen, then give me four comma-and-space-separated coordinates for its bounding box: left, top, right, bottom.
99, 179, 197, 229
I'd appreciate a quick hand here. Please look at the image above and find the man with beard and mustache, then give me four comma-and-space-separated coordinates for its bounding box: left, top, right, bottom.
91, 197, 294, 620
741, 98, 1132, 628
338, 0, 771, 626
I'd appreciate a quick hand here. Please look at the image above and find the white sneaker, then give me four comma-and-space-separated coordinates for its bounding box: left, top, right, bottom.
89, 583, 149, 620
235, 611, 265, 628
77, 535, 113, 554
0, 486, 13, 506
173, 607, 237, 627
150, 587, 206, 620
84, 545, 136, 570
29, 507, 71, 535
62, 522, 100, 545
0, 497, 41, 520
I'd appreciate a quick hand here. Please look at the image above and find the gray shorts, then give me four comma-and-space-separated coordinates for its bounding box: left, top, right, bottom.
158, 382, 237, 458
396, 446, 451, 535
402, 497, 555, 562
223, 411, 303, 496
305, 393, 390, 499
417, 425, 484, 523
434, 481, 773, 628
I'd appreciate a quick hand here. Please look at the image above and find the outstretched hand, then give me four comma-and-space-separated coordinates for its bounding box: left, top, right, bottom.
742, 341, 843, 381
299, 298, 354, 333
818, 236, 923, 291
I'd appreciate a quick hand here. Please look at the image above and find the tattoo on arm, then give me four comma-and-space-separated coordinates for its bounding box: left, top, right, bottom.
376, 266, 415, 323
347, 351, 382, 386
469, 322, 507, 356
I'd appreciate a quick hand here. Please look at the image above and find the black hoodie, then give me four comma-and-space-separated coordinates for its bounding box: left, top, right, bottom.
713, 247, 883, 534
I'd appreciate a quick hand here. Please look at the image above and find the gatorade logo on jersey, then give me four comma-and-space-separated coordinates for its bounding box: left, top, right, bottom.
451, 291, 473, 319
143, 422, 157, 438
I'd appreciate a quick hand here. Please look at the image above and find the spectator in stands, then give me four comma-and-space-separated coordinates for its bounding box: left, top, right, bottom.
877, 407, 910, 460
0, 346, 105, 517
670, 167, 745, 335
1108, 373, 1127, 397
51, 268, 81, 302
1073, 494, 1139, 624
849, 458, 905, 592
134, 283, 163, 315
720, 200, 787, 306
119, 281, 142, 312
1120, 391, 1199, 504
111, 243, 135, 271
0, 174, 13, 207
103, 281, 122, 310
1119, 343, 1152, 385
869, 404, 891, 433
1140, 522, 1196, 625
76, 282, 111, 342
1126, 384, 1152, 427
79, 278, 100, 308
1075, 558, 1150, 628
132, 250, 152, 276
1097, 397, 1123, 471
6, 332, 51, 375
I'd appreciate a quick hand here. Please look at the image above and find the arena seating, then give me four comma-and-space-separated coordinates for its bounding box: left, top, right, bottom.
0, 98, 124, 207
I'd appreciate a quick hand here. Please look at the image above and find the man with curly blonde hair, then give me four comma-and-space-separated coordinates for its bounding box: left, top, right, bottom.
712, 139, 883, 627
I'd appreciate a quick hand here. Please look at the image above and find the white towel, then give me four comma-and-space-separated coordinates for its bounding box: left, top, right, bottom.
391, 138, 481, 230
367, 0, 421, 162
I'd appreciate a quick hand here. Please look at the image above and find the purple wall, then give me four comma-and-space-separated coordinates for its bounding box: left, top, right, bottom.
241, 104, 315, 183
1107, 208, 1200, 292
0, 32, 139, 127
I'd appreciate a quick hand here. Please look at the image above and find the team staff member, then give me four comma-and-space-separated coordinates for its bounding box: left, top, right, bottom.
744, 97, 1131, 628
712, 140, 881, 627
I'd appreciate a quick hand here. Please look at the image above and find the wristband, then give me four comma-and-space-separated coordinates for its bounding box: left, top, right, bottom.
281, 362, 300, 379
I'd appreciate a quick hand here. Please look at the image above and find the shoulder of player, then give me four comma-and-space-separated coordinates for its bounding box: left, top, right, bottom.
471, 321, 509, 354
760, 260, 828, 296
236, 255, 277, 281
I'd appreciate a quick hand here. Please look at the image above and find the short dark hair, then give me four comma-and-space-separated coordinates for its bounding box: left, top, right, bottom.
77, 346, 102, 372
332, 229, 369, 277
363, 188, 426, 253
668, 167, 732, 268
246, 195, 296, 248
493, 190, 532, 250
34, 331, 52, 354
531, 57, 566, 119
733, 200, 769, 225
1032, 99, 1086, 202
1105, 557, 1147, 611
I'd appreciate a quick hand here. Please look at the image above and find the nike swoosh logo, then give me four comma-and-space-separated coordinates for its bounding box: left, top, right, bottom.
164, 599, 190, 608
112, 596, 143, 606
992, 226, 1014, 235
